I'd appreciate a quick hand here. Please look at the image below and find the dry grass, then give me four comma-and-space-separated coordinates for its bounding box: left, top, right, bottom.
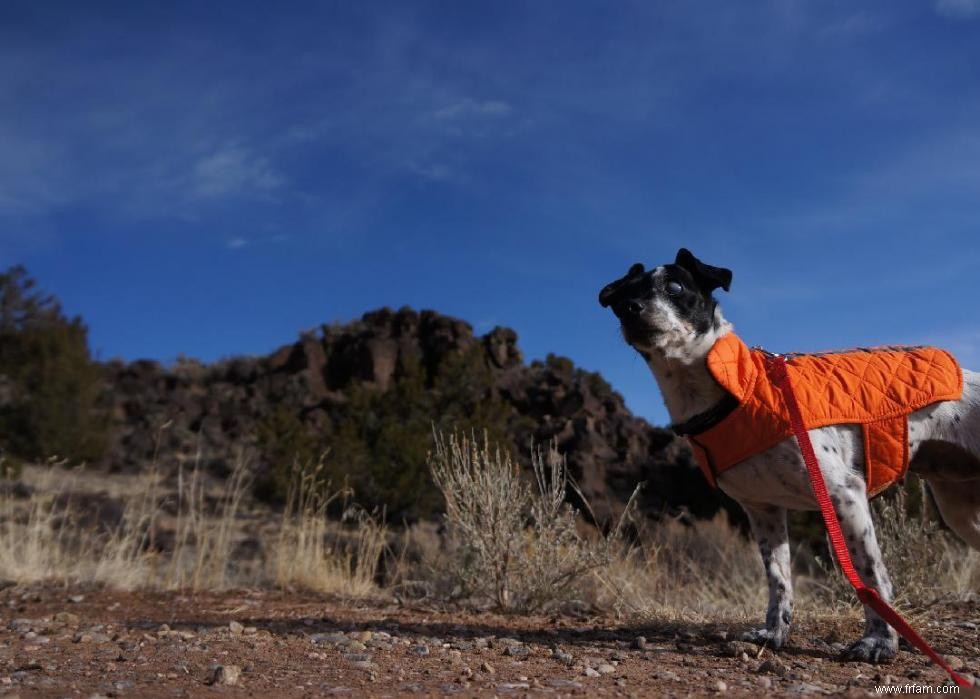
0, 437, 976, 623
591, 513, 768, 622
163, 454, 251, 590
0, 453, 386, 597
0, 462, 156, 589
592, 483, 979, 625
272, 457, 387, 598
874, 486, 980, 607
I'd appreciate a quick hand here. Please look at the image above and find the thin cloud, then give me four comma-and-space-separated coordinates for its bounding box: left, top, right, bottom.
935, 0, 980, 18
193, 146, 284, 199
226, 237, 249, 250
431, 99, 513, 121
819, 12, 883, 37
409, 161, 454, 181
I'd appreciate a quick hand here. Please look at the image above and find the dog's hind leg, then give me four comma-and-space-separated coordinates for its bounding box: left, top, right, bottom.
741, 504, 793, 649
908, 369, 980, 550
828, 472, 899, 663
924, 478, 980, 550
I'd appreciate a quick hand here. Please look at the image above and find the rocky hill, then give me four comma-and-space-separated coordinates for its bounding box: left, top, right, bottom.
101, 307, 728, 524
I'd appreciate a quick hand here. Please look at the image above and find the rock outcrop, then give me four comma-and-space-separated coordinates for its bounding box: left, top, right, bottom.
102, 307, 730, 524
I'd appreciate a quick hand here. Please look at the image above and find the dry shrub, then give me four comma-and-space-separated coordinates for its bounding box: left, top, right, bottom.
428, 430, 637, 611
272, 457, 386, 598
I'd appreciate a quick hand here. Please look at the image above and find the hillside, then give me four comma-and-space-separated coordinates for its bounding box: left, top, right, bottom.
101, 307, 728, 523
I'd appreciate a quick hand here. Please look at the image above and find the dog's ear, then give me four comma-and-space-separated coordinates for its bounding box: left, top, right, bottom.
674, 248, 732, 293
599, 263, 646, 307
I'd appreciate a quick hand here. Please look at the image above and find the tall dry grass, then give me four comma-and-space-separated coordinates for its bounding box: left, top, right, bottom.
272, 456, 387, 597
0, 452, 386, 597
592, 483, 979, 624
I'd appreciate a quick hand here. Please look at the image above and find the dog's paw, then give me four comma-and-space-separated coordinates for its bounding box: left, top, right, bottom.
841, 636, 897, 664
740, 627, 786, 649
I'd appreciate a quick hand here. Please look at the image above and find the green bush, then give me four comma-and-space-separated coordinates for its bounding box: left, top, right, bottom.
0, 266, 108, 466
253, 404, 322, 502
255, 343, 522, 521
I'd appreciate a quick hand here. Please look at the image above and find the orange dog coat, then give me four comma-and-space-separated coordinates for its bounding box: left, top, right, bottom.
685, 333, 963, 496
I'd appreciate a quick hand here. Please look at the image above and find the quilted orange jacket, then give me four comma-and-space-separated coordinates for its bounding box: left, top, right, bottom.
684, 333, 962, 496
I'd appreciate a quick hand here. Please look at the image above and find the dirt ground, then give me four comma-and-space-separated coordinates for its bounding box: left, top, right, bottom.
0, 586, 977, 698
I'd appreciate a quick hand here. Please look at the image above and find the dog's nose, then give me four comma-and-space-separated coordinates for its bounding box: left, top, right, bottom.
613, 300, 644, 318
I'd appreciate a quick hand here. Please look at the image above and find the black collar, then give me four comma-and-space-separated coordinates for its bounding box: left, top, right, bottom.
669, 393, 739, 436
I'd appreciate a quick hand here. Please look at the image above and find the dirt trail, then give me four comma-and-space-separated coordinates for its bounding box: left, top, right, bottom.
0, 586, 976, 697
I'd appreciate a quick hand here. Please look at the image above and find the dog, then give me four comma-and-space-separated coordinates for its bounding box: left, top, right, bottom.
599, 248, 980, 663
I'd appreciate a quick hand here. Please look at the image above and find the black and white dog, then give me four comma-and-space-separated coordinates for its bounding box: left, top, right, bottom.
599, 248, 980, 663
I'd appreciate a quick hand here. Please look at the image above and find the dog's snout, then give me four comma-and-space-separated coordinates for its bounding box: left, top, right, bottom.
613, 300, 644, 318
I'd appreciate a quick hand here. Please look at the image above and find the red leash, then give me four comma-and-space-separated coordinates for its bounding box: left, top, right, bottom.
768, 355, 972, 688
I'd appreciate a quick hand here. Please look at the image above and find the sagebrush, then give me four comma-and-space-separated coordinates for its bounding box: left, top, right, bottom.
428, 430, 638, 611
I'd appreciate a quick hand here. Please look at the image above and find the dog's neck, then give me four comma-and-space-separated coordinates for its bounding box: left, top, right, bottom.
641, 313, 733, 425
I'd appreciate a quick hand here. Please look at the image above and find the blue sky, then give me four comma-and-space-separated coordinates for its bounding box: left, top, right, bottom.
2, 1, 979, 426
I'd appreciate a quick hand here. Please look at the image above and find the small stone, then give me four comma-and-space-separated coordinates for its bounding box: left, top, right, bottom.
480, 661, 495, 674
633, 636, 648, 650
244, 626, 257, 635
787, 682, 824, 694
758, 659, 788, 677
69, 595, 84, 603
350, 660, 378, 672
497, 682, 530, 690
411, 644, 430, 657
346, 640, 367, 652
758, 677, 773, 689
448, 650, 462, 661
156, 624, 170, 637
504, 644, 531, 658
229, 621, 244, 635
494, 637, 521, 648
584, 667, 600, 678
611, 650, 628, 661
352, 630, 373, 642
616, 678, 627, 687
548, 678, 583, 689
311, 632, 347, 645
55, 612, 79, 624
207, 664, 241, 686
552, 648, 574, 665
715, 679, 728, 692
723, 641, 756, 658
597, 663, 616, 675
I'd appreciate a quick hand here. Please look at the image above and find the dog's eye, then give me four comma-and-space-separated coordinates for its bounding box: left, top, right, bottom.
665, 281, 683, 295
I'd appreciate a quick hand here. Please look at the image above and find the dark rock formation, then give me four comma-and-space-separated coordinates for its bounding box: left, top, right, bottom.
101, 307, 731, 524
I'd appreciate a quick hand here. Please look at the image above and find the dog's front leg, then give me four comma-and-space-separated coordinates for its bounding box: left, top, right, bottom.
830, 475, 898, 663
741, 504, 793, 648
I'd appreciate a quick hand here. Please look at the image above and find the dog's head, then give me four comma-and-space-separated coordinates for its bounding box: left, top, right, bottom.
599, 248, 732, 358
